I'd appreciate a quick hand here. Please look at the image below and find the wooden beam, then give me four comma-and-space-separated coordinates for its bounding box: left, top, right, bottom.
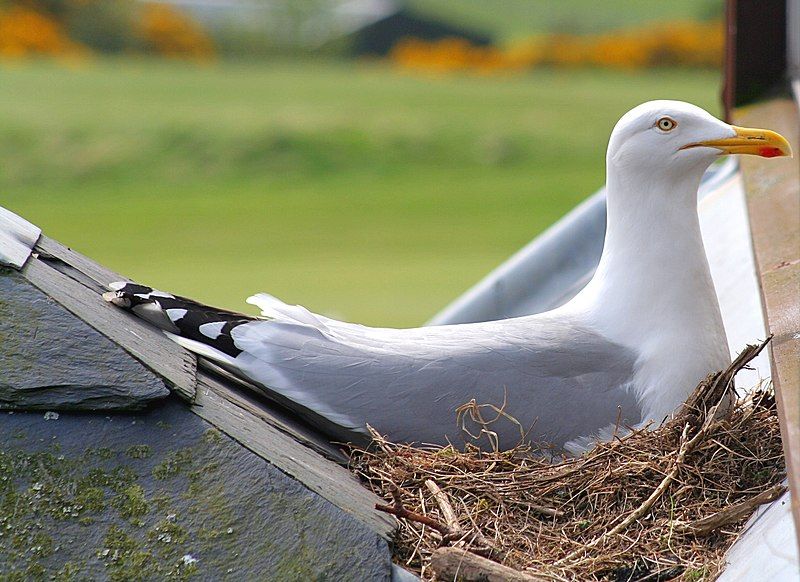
28, 233, 393, 537
191, 373, 395, 540
196, 361, 348, 463
736, 98, 800, 549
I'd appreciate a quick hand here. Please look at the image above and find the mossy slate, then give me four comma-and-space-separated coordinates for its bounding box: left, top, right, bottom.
0, 269, 169, 410
0, 398, 395, 580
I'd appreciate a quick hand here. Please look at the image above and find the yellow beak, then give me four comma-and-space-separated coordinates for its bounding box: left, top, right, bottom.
683, 126, 793, 158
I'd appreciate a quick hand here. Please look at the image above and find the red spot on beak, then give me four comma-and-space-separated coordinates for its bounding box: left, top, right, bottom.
759, 147, 783, 158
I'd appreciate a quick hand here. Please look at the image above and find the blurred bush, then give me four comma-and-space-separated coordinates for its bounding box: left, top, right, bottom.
390, 20, 723, 73
0, 0, 214, 60
0, 4, 85, 58
139, 3, 214, 60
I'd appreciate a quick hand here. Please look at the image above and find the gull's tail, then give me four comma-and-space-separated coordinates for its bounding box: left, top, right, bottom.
102, 282, 255, 363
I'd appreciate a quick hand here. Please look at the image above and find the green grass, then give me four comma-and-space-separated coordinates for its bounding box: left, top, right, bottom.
0, 59, 720, 326
407, 0, 723, 41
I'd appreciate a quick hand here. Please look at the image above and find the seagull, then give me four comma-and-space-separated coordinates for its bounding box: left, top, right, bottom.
104, 101, 791, 453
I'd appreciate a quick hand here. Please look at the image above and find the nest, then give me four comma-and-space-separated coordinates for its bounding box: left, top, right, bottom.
348, 340, 786, 581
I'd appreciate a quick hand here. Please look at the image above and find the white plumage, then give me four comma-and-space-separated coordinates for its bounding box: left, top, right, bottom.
104, 100, 791, 453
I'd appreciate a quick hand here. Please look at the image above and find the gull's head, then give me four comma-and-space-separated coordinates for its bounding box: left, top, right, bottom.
607, 100, 792, 178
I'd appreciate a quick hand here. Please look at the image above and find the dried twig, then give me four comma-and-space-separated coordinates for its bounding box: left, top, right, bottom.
431, 547, 549, 582
425, 480, 462, 534
375, 483, 452, 537
676, 483, 787, 536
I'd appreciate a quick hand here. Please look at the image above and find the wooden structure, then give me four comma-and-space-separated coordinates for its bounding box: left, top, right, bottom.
724, 0, 800, 561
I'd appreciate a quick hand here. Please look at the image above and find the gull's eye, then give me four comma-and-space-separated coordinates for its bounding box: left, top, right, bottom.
657, 117, 677, 132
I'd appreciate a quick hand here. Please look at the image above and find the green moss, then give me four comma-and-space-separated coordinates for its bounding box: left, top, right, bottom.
100, 525, 158, 582
148, 518, 188, 549
97, 521, 199, 581
684, 567, 709, 581
27, 532, 53, 559
112, 484, 149, 520
75, 486, 105, 513
273, 541, 333, 581
201, 429, 222, 445
152, 449, 193, 480
80, 465, 137, 492
0, 427, 238, 579
23, 563, 45, 580
55, 561, 81, 581
186, 462, 219, 496
83, 447, 115, 461
126, 445, 152, 460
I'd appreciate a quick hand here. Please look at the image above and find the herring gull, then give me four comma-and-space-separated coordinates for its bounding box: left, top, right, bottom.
104, 101, 791, 453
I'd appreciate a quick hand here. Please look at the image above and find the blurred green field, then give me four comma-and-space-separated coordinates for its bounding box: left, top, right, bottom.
0, 60, 720, 326
408, 0, 723, 40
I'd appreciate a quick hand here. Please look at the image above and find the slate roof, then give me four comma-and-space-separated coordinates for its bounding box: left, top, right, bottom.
0, 212, 402, 579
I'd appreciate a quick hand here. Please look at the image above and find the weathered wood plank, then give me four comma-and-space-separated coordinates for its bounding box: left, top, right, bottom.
35, 235, 130, 292
22, 254, 197, 402
191, 374, 395, 540
736, 98, 800, 548
197, 360, 348, 463
0, 207, 40, 268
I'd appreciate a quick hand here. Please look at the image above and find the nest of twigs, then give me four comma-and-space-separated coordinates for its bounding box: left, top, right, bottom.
349, 339, 786, 581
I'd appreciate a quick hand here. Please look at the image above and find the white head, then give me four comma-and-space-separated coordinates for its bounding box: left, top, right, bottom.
607, 100, 791, 185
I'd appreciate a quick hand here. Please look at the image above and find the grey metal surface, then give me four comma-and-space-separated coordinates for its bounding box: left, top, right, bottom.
428, 158, 738, 325
0, 268, 169, 410
789, 0, 799, 86
0, 206, 40, 268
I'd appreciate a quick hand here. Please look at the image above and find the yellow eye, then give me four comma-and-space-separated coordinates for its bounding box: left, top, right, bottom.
657, 117, 677, 131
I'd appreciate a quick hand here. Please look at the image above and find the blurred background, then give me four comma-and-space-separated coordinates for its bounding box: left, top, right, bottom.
0, 0, 724, 327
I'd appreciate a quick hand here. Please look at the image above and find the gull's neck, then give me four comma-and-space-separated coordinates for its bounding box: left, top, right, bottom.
571, 162, 729, 420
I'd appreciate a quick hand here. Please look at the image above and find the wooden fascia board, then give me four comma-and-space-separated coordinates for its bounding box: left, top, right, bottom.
736, 98, 800, 550
26, 233, 393, 539
192, 372, 396, 540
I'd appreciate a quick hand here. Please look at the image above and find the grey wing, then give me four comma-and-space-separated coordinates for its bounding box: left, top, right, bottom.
228, 311, 642, 452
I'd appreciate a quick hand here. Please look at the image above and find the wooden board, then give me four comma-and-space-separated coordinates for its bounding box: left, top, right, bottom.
736, 98, 800, 548
191, 373, 396, 540
197, 359, 349, 463
26, 233, 394, 538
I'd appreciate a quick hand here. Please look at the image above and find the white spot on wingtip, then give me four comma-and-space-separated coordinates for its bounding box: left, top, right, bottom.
166, 308, 188, 322
108, 281, 127, 291
199, 321, 226, 339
